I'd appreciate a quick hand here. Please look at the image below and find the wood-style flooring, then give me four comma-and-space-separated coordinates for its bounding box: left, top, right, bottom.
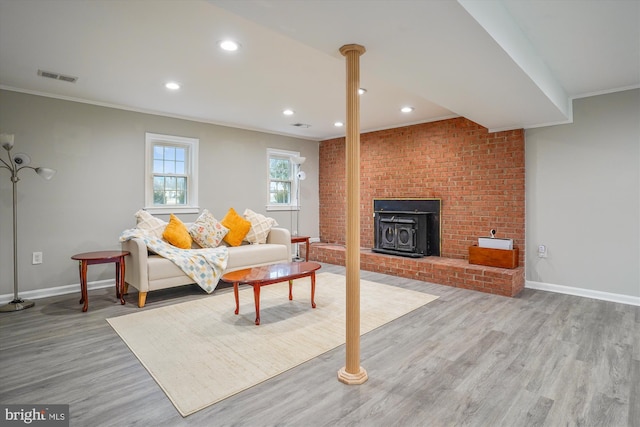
1, 263, 638, 426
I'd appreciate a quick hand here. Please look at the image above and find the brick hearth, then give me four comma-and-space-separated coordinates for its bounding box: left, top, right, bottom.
306, 244, 525, 297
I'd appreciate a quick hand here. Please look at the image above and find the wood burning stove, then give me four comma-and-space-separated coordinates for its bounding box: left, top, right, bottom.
378, 213, 426, 255
372, 199, 440, 258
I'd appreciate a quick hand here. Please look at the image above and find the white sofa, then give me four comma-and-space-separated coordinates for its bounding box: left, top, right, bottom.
121, 227, 291, 307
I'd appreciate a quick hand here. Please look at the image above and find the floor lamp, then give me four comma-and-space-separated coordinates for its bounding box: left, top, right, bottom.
0, 133, 56, 312
292, 156, 306, 260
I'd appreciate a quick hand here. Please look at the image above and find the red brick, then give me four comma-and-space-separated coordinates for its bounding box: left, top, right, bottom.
317, 117, 526, 291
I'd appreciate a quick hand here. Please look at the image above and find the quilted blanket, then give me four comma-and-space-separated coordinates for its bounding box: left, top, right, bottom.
119, 229, 229, 293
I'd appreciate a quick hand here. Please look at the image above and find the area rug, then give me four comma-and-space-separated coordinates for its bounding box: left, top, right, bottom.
106, 272, 438, 416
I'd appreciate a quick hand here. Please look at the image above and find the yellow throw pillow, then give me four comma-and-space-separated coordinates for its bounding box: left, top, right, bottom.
221, 207, 252, 247
162, 214, 192, 249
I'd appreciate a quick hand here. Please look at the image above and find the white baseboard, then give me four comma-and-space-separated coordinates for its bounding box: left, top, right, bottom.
526, 280, 640, 306
0, 279, 115, 305
309, 237, 320, 243
5, 278, 638, 307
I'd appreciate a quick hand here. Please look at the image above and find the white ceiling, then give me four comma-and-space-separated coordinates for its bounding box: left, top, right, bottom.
0, 0, 638, 141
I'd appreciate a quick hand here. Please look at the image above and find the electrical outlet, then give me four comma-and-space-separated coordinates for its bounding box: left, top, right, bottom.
32, 252, 43, 265
537, 245, 547, 258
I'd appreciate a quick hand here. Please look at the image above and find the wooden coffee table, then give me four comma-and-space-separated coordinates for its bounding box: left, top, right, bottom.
221, 262, 321, 325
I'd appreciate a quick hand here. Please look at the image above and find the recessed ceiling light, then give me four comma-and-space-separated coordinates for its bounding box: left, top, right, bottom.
400, 106, 414, 113
165, 82, 180, 90
358, 88, 367, 95
219, 40, 240, 52
334, 121, 344, 127
283, 109, 294, 116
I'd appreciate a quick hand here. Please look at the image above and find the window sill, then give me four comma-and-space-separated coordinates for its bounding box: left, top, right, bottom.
266, 205, 300, 212
144, 206, 200, 215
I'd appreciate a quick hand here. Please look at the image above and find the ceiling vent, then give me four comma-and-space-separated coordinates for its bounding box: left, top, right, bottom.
37, 69, 78, 83
291, 123, 311, 128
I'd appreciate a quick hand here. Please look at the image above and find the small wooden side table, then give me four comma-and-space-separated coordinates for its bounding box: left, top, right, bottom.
71, 250, 129, 312
291, 235, 310, 262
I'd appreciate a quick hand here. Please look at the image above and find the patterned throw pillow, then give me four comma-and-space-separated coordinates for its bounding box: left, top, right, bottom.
243, 208, 278, 244
162, 214, 193, 249
135, 209, 167, 239
188, 209, 229, 248
220, 208, 252, 247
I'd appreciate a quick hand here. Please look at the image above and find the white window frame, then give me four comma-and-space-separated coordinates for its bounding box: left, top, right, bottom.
266, 148, 301, 212
144, 132, 199, 214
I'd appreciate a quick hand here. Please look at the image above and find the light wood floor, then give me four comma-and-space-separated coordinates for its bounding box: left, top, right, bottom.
1, 263, 638, 427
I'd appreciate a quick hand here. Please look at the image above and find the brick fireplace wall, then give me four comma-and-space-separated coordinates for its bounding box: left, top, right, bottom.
318, 117, 525, 265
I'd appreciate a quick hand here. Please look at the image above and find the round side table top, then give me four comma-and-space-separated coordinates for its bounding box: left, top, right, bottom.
71, 250, 130, 261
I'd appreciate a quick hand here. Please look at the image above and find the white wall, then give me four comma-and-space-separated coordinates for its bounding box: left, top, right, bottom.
525, 89, 639, 301
0, 90, 319, 297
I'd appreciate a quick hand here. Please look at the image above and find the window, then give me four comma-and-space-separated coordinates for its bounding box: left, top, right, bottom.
267, 148, 301, 211
145, 132, 199, 214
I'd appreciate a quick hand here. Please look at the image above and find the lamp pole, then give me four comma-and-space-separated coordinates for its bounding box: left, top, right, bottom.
0, 133, 56, 312
292, 156, 306, 260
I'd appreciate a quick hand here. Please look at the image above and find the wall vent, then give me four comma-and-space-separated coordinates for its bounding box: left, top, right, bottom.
37, 69, 78, 83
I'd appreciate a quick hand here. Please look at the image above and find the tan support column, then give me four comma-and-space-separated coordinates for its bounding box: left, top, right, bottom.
337, 43, 368, 385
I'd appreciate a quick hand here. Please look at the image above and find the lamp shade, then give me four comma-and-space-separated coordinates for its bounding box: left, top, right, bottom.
1, 133, 14, 150
297, 170, 306, 181
36, 167, 56, 180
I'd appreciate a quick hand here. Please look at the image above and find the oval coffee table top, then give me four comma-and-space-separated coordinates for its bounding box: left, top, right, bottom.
222, 262, 321, 284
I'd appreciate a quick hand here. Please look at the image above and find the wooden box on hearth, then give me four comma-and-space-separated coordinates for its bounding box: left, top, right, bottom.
468, 245, 519, 269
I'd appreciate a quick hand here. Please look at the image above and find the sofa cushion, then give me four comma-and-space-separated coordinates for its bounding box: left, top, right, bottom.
135, 209, 166, 239
225, 244, 289, 271
221, 208, 252, 247
243, 208, 278, 244
147, 255, 187, 281
189, 209, 228, 248
163, 214, 193, 249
